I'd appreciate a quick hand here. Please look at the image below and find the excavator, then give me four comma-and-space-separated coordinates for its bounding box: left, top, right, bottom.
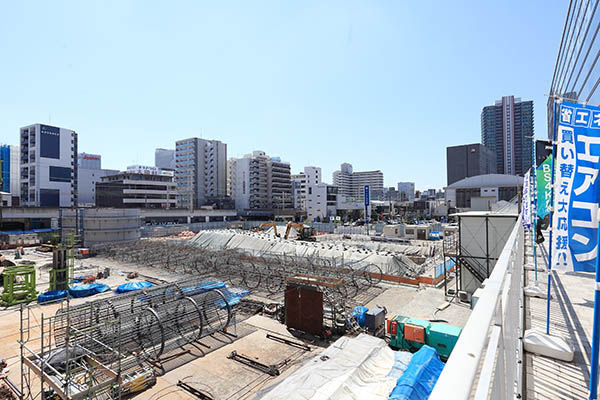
253, 221, 317, 241
254, 222, 280, 237
283, 222, 317, 241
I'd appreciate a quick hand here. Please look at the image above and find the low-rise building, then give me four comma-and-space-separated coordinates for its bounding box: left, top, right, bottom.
445, 174, 523, 210
96, 169, 176, 209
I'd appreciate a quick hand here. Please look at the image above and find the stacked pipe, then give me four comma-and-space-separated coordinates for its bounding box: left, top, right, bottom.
53, 277, 233, 370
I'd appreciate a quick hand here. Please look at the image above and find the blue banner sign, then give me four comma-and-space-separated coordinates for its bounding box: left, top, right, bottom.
552, 101, 600, 272
364, 185, 370, 206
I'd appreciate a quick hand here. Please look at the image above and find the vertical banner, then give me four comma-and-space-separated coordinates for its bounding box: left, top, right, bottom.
522, 168, 531, 228
537, 155, 552, 218
552, 101, 600, 273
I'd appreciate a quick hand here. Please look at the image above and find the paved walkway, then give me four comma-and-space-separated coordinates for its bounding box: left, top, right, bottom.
524, 231, 594, 399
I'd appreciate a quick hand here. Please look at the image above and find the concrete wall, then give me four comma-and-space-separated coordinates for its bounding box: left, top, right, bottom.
62, 208, 141, 247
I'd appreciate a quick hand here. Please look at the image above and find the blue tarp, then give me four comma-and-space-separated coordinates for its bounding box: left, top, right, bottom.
69, 283, 111, 298
352, 306, 369, 327
387, 351, 413, 380
220, 287, 250, 307
180, 281, 249, 307
388, 345, 445, 400
115, 281, 154, 294
181, 281, 226, 295
38, 290, 69, 303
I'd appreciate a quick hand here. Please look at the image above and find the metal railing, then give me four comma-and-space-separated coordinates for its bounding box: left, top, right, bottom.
430, 215, 524, 399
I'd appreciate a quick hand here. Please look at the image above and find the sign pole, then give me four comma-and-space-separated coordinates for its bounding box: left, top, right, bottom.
589, 221, 600, 399
546, 99, 558, 335
364, 185, 370, 236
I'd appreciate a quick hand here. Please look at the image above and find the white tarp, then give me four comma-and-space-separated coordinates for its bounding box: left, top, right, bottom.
188, 230, 424, 277
256, 334, 412, 400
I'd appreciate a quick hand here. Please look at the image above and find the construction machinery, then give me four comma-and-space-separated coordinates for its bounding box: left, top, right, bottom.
255, 222, 280, 237
284, 222, 317, 241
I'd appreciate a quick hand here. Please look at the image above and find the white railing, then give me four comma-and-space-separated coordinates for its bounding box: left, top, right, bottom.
430, 216, 524, 399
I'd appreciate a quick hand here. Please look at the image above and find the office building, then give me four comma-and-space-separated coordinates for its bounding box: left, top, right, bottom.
446, 143, 497, 185
0, 145, 19, 200
20, 124, 78, 207
96, 168, 176, 209
175, 138, 227, 209
332, 163, 384, 201
481, 96, 534, 176
155, 148, 176, 170
230, 151, 292, 211
78, 153, 102, 170
76, 153, 118, 206
396, 182, 415, 202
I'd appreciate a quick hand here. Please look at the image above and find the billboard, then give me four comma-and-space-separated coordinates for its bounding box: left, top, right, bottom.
40, 124, 60, 159
551, 101, 600, 272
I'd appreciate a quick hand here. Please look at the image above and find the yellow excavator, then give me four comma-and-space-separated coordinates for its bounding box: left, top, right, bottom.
284, 222, 317, 241
254, 222, 280, 237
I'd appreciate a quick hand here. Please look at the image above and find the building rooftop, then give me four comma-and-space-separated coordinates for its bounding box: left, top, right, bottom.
446, 173, 523, 189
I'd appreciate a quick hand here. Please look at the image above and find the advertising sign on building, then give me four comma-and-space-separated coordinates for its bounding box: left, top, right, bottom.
551, 101, 600, 272
40, 124, 60, 159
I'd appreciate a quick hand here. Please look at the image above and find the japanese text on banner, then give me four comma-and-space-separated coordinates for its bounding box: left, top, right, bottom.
552, 101, 600, 272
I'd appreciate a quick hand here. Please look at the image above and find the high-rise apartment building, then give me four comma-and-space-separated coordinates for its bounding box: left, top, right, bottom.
396, 182, 415, 202
155, 148, 176, 170
446, 143, 497, 185
291, 166, 321, 210
333, 163, 384, 201
481, 96, 534, 176
230, 151, 292, 211
175, 138, 227, 209
20, 124, 78, 207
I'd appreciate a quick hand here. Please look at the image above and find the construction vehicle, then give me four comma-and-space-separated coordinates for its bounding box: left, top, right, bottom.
284, 222, 317, 241
254, 222, 280, 237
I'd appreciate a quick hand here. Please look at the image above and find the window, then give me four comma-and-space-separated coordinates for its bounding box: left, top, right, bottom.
49, 166, 72, 182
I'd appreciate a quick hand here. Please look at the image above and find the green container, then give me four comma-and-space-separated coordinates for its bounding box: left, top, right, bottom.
427, 323, 462, 361
390, 315, 410, 349
403, 317, 431, 352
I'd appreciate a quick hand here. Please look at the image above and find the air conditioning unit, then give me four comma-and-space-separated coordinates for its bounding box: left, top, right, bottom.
458, 290, 472, 303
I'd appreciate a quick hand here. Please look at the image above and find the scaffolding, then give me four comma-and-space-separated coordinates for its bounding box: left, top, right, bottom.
1, 265, 38, 306
19, 303, 122, 400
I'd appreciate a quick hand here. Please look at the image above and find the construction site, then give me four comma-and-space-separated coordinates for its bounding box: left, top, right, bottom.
0, 222, 474, 400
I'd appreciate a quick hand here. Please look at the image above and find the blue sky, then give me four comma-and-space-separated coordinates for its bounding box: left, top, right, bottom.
0, 1, 566, 189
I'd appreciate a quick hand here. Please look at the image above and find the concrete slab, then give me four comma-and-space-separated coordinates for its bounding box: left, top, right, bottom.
364, 284, 471, 328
